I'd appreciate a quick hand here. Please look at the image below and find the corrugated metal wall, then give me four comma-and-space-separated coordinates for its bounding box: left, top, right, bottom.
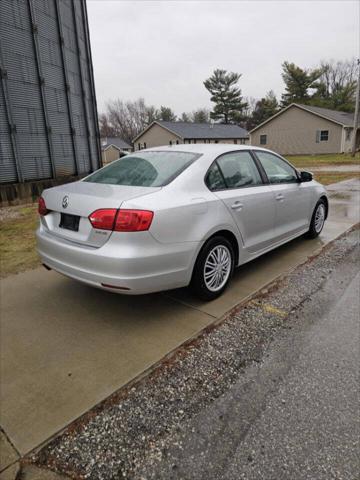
0, 0, 100, 184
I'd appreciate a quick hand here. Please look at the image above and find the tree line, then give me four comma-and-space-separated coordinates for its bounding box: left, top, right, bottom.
99, 59, 357, 144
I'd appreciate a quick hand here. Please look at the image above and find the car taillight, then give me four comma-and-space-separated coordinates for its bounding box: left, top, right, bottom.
88, 209, 154, 232
38, 196, 49, 216
114, 209, 154, 232
88, 209, 117, 230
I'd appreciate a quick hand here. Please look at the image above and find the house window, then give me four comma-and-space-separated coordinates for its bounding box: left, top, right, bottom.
260, 134, 267, 145
143, 142, 147, 149
234, 139, 237, 144
176, 140, 179, 144
169, 140, 172, 146
138, 143, 141, 150
320, 130, 329, 142
214, 140, 218, 144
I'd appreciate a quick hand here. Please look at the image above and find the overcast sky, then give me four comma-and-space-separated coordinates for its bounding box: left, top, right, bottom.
87, 0, 359, 115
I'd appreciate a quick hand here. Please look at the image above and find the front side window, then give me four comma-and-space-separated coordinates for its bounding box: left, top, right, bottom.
255, 151, 298, 184
84, 151, 200, 187
216, 151, 262, 188
260, 134, 267, 145
320, 130, 329, 141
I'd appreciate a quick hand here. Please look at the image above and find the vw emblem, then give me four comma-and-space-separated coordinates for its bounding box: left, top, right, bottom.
62, 195, 69, 209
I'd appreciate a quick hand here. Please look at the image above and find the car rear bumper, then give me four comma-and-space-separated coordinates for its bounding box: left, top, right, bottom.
36, 226, 200, 294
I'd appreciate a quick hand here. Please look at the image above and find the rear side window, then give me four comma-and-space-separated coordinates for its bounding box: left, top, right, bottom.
216, 151, 262, 188
255, 151, 298, 184
84, 151, 200, 187
206, 163, 226, 191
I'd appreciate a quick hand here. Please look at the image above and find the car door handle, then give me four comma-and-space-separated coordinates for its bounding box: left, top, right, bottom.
276, 194, 284, 201
231, 201, 244, 210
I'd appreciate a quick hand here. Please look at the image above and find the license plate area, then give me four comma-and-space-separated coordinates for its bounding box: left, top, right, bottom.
59, 213, 80, 232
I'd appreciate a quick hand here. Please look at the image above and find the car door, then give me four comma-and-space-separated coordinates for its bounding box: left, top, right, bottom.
254, 150, 312, 241
206, 151, 276, 253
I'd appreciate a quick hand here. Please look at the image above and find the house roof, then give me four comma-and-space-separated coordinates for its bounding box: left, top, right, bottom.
250, 103, 357, 133
101, 137, 131, 150
296, 104, 356, 127
133, 121, 249, 142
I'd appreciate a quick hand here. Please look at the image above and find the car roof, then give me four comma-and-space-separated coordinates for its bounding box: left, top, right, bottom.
142, 144, 271, 155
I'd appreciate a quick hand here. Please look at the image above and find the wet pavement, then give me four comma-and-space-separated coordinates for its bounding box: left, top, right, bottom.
0, 180, 359, 465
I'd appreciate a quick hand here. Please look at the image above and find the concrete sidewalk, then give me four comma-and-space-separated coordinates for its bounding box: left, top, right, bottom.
0, 180, 359, 470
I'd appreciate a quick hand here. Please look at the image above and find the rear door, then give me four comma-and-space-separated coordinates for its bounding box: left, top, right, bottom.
254, 150, 312, 240
207, 151, 276, 253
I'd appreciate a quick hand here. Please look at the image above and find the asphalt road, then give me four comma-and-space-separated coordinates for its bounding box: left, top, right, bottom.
144, 239, 360, 480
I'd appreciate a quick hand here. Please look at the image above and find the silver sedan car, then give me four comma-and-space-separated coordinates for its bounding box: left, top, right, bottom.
37, 145, 328, 300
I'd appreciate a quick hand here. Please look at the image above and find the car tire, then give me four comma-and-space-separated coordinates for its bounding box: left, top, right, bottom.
191, 236, 235, 301
306, 199, 327, 239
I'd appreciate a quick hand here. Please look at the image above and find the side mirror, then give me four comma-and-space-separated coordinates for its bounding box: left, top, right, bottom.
299, 170, 313, 182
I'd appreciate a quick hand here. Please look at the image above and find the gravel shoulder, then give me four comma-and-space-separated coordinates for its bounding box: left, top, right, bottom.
29, 227, 359, 480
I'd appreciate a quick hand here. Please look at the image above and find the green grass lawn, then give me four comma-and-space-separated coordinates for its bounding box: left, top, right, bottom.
313, 171, 360, 186
0, 204, 40, 278
286, 153, 360, 168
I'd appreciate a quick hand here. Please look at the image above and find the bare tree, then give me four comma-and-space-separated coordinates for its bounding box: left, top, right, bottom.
99, 113, 116, 137
319, 59, 357, 97
313, 59, 357, 111
100, 98, 158, 145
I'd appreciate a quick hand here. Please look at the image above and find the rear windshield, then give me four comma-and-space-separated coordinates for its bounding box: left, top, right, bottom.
84, 151, 200, 187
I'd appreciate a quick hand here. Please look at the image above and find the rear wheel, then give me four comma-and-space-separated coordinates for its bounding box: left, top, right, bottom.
191, 236, 235, 301
306, 199, 326, 238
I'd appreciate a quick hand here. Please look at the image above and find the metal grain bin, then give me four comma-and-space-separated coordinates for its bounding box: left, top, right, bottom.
0, 0, 101, 184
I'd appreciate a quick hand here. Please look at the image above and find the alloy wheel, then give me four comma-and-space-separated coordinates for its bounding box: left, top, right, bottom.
315, 204, 325, 233
203, 245, 232, 292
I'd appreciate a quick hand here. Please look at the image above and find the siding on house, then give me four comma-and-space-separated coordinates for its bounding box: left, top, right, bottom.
102, 146, 121, 165
134, 123, 182, 150
250, 105, 344, 155
134, 122, 249, 151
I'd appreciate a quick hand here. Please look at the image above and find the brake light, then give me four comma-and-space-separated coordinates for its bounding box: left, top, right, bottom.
38, 196, 49, 216
88, 209, 154, 232
114, 209, 153, 232
88, 209, 117, 230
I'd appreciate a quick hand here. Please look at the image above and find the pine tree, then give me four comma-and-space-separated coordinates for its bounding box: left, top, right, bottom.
192, 108, 210, 123
280, 62, 323, 107
204, 69, 247, 124
251, 91, 279, 127
159, 106, 177, 122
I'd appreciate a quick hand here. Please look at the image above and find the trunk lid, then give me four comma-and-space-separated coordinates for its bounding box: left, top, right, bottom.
41, 181, 160, 247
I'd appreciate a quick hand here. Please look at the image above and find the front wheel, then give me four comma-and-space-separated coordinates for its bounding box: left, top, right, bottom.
190, 236, 235, 301
306, 199, 326, 239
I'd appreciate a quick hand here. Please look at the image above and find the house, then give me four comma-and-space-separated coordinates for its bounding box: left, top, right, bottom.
101, 137, 132, 165
133, 121, 249, 150
250, 103, 359, 155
